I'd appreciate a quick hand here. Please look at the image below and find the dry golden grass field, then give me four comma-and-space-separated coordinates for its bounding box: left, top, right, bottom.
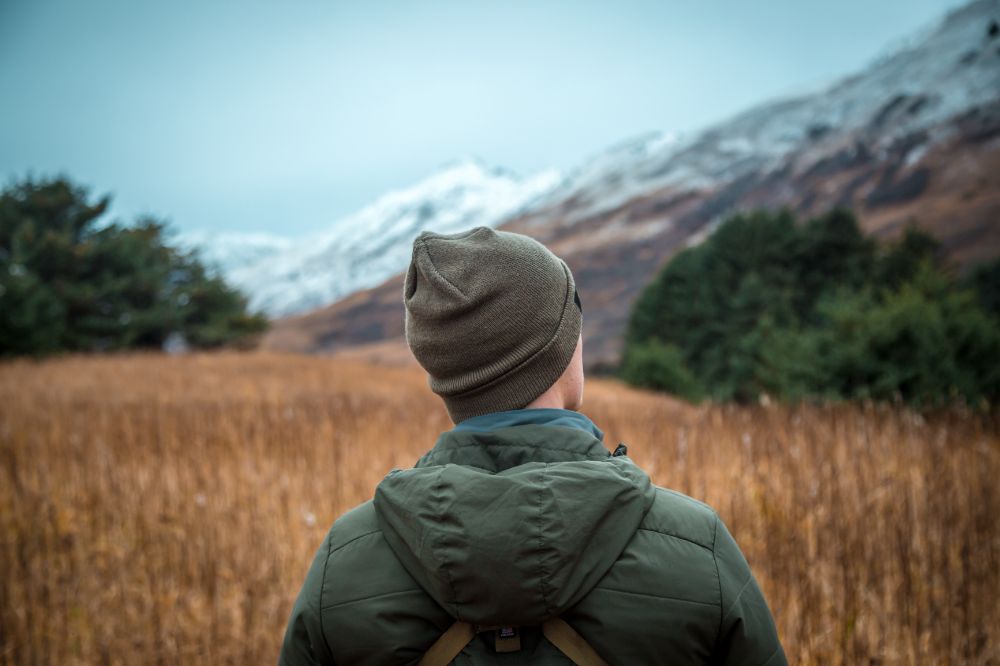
1, 352, 998, 665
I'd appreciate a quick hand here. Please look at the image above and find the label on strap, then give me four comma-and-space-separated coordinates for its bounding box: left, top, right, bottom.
495, 626, 521, 653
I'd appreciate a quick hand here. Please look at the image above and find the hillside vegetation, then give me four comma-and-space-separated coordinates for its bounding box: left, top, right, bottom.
623, 209, 1000, 406
2, 353, 998, 664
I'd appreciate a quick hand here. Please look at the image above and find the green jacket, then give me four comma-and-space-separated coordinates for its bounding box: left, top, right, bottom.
279, 409, 786, 665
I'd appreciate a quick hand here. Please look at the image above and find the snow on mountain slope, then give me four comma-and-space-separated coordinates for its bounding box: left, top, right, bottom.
186, 160, 560, 316
179, 230, 292, 275
534, 0, 1000, 225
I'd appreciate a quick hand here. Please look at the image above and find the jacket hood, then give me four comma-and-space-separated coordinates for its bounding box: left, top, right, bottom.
373, 424, 655, 626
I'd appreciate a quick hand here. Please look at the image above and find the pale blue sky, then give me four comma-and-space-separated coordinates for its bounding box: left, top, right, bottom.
0, 0, 967, 235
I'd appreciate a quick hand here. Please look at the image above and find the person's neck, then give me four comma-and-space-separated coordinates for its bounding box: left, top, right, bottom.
525, 387, 571, 411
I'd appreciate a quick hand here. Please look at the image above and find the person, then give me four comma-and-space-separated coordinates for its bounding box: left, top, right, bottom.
279, 227, 786, 665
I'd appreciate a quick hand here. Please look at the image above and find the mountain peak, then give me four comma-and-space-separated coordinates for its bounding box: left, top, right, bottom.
186, 159, 561, 317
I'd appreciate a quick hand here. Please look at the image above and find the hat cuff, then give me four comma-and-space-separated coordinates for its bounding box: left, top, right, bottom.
441, 268, 583, 423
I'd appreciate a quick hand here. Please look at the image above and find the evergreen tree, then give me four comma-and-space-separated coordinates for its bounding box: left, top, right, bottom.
793, 208, 875, 322
0, 176, 267, 356
876, 226, 941, 289
623, 209, 999, 406
965, 257, 1000, 319
619, 339, 703, 401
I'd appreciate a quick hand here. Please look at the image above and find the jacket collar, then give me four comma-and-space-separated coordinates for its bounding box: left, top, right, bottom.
452, 408, 605, 440
416, 409, 610, 472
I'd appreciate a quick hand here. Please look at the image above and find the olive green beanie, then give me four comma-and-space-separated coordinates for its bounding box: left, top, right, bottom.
403, 226, 582, 423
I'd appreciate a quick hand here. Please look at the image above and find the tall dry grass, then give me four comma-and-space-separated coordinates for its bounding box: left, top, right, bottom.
1, 352, 997, 664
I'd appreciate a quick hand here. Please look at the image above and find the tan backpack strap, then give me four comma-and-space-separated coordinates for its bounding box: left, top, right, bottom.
418, 621, 475, 666
542, 617, 609, 666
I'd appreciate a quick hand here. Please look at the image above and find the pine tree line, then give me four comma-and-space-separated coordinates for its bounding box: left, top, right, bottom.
622, 209, 1000, 407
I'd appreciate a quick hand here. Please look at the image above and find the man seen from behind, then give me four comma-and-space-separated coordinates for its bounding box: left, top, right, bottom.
279, 226, 787, 665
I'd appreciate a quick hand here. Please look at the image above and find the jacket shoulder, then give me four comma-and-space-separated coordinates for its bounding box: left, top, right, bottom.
321, 499, 414, 603
568, 486, 722, 663
610, 486, 787, 666
281, 499, 452, 665
639, 485, 719, 550
319, 500, 452, 664
327, 499, 381, 552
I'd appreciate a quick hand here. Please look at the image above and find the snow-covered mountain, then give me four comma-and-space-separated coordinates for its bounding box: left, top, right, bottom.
530, 0, 1000, 226
184, 160, 559, 316
181, 230, 292, 275
263, 0, 1000, 366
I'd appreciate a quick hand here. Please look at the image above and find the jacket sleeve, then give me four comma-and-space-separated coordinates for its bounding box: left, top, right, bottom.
278, 530, 337, 666
710, 515, 787, 666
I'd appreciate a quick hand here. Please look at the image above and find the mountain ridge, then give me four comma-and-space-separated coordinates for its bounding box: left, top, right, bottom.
183, 159, 560, 316
264, 0, 1000, 368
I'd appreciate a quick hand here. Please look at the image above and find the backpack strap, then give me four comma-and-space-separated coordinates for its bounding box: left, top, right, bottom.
419, 617, 608, 666
542, 617, 609, 666
418, 621, 475, 666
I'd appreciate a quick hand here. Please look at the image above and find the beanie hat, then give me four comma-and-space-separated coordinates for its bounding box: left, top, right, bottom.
403, 226, 582, 423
